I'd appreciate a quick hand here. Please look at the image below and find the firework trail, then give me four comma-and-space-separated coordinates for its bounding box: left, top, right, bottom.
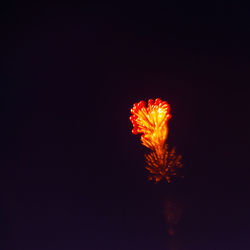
130, 98, 183, 183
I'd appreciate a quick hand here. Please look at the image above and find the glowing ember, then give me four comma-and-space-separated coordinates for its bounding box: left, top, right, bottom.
130, 98, 183, 183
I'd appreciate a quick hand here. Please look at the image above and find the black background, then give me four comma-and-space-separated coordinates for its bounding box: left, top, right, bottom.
1, 1, 249, 249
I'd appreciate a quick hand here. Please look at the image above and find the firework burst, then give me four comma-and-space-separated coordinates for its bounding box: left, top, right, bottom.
130, 98, 183, 183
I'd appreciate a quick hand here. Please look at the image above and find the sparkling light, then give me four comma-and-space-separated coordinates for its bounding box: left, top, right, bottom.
130, 98, 183, 183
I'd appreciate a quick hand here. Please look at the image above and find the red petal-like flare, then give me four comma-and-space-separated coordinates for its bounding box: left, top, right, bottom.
148, 99, 154, 105
132, 128, 138, 134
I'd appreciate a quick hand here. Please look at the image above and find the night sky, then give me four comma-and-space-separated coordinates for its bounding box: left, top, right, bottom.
1, 1, 249, 249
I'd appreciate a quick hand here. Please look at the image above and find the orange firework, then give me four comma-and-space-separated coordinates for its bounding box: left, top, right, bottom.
130, 98, 183, 183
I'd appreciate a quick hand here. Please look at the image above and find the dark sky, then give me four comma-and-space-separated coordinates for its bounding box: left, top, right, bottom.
1, 1, 249, 249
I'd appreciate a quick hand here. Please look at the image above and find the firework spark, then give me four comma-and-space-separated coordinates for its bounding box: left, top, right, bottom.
130, 98, 183, 183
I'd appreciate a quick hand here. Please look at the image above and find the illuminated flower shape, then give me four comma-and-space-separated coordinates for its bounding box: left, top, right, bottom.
129, 98, 171, 150
130, 98, 183, 183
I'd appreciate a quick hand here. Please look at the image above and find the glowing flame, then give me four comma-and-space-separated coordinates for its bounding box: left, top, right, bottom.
130, 98, 171, 150
130, 98, 183, 183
